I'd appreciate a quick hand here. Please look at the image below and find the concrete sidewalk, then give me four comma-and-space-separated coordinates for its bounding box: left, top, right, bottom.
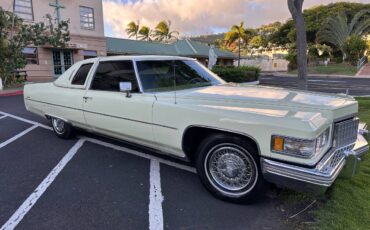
356, 63, 370, 77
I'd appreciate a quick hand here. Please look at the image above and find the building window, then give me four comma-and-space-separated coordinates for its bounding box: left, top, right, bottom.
83, 50, 97, 59
14, 0, 34, 21
80, 6, 95, 30
22, 47, 38, 64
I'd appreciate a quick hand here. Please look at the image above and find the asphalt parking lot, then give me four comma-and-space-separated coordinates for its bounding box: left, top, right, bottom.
0, 95, 288, 230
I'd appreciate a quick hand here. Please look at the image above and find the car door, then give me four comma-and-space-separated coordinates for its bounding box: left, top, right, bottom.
83, 60, 156, 145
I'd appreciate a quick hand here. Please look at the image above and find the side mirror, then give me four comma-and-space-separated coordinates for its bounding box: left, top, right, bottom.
119, 82, 132, 98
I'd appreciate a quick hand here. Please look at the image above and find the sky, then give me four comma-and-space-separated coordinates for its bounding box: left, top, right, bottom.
102, 0, 370, 38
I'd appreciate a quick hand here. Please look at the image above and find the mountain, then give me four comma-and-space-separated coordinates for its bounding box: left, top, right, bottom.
188, 33, 225, 45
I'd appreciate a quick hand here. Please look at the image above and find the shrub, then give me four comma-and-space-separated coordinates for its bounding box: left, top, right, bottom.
344, 35, 368, 65
284, 44, 299, 71
212, 66, 260, 83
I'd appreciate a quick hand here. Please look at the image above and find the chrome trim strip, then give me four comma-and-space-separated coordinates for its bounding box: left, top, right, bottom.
26, 98, 177, 130
133, 60, 144, 93
83, 110, 177, 130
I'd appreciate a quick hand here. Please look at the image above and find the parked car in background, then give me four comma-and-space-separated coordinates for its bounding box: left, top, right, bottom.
24, 56, 369, 203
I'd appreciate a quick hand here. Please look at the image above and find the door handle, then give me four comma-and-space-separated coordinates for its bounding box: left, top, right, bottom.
83, 96, 92, 102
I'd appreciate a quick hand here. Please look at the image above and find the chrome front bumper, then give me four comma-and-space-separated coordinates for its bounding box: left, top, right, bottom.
261, 124, 369, 193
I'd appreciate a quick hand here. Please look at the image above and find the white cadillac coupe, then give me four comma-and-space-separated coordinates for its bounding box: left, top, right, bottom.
24, 56, 369, 203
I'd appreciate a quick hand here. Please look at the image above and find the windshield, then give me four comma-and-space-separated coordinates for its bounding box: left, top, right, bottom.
136, 60, 225, 92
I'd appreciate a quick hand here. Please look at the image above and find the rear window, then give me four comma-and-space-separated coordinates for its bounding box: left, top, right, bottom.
71, 63, 93, 85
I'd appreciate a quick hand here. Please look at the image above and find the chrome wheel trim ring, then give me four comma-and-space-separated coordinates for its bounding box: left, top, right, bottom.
204, 143, 258, 197
52, 118, 65, 135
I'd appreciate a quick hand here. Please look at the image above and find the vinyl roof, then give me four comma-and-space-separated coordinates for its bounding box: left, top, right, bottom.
106, 37, 236, 59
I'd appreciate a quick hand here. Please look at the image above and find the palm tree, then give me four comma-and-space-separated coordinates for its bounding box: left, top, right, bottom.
316, 9, 370, 61
224, 22, 254, 66
153, 20, 179, 43
138, 26, 152, 41
125, 21, 140, 40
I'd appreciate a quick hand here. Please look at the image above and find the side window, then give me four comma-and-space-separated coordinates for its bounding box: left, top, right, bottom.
91, 61, 139, 92
71, 63, 93, 85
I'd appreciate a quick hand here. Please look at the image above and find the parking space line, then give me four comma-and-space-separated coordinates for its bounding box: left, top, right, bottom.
84, 137, 197, 174
0, 139, 85, 230
0, 116, 6, 120
149, 160, 164, 230
0, 125, 38, 149
0, 111, 52, 130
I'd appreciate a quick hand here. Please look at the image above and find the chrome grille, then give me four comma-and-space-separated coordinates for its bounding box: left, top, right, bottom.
317, 117, 359, 173
333, 117, 359, 149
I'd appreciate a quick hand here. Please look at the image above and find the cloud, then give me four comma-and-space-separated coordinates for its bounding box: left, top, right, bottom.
103, 0, 369, 38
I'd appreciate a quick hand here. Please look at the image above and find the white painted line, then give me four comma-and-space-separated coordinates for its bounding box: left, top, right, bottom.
0, 125, 38, 149
84, 137, 197, 174
149, 160, 164, 230
0, 139, 85, 230
308, 80, 345, 83
0, 111, 52, 130
0, 115, 6, 120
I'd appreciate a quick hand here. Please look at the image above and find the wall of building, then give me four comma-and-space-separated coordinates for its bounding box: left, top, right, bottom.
1, 0, 105, 38
0, 0, 106, 82
236, 58, 289, 72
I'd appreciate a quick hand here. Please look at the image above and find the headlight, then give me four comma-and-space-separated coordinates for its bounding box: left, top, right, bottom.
271, 128, 331, 158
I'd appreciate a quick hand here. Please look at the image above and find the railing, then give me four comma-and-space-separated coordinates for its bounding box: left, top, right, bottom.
357, 56, 368, 70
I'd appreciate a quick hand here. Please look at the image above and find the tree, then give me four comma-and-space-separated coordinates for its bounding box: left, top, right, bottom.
288, 0, 308, 90
271, 2, 370, 46
153, 20, 179, 43
0, 7, 70, 87
249, 35, 268, 48
138, 26, 152, 41
125, 21, 140, 40
316, 10, 370, 62
344, 35, 368, 65
224, 22, 255, 66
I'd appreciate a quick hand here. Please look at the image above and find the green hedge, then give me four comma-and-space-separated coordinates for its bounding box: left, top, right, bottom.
212, 66, 261, 83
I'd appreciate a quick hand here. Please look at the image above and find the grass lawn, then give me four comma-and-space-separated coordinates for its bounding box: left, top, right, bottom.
289, 63, 358, 76
311, 97, 370, 230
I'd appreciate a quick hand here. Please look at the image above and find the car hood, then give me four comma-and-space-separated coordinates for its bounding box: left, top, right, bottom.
156, 84, 358, 120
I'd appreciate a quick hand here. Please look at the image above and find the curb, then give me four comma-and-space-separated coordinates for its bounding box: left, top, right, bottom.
239, 80, 260, 85
0, 90, 24, 97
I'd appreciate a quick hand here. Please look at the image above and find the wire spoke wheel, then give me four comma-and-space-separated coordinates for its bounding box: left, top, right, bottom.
204, 144, 258, 196
52, 118, 65, 134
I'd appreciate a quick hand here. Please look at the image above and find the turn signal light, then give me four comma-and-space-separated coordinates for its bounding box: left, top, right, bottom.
273, 137, 284, 151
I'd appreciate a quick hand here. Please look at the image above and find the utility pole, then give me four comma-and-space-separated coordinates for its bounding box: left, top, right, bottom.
49, 0, 65, 23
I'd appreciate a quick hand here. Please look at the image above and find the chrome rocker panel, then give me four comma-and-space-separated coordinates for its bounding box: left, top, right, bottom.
261, 127, 369, 193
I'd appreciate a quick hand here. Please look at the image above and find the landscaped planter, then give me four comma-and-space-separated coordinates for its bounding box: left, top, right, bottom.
212, 66, 261, 85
